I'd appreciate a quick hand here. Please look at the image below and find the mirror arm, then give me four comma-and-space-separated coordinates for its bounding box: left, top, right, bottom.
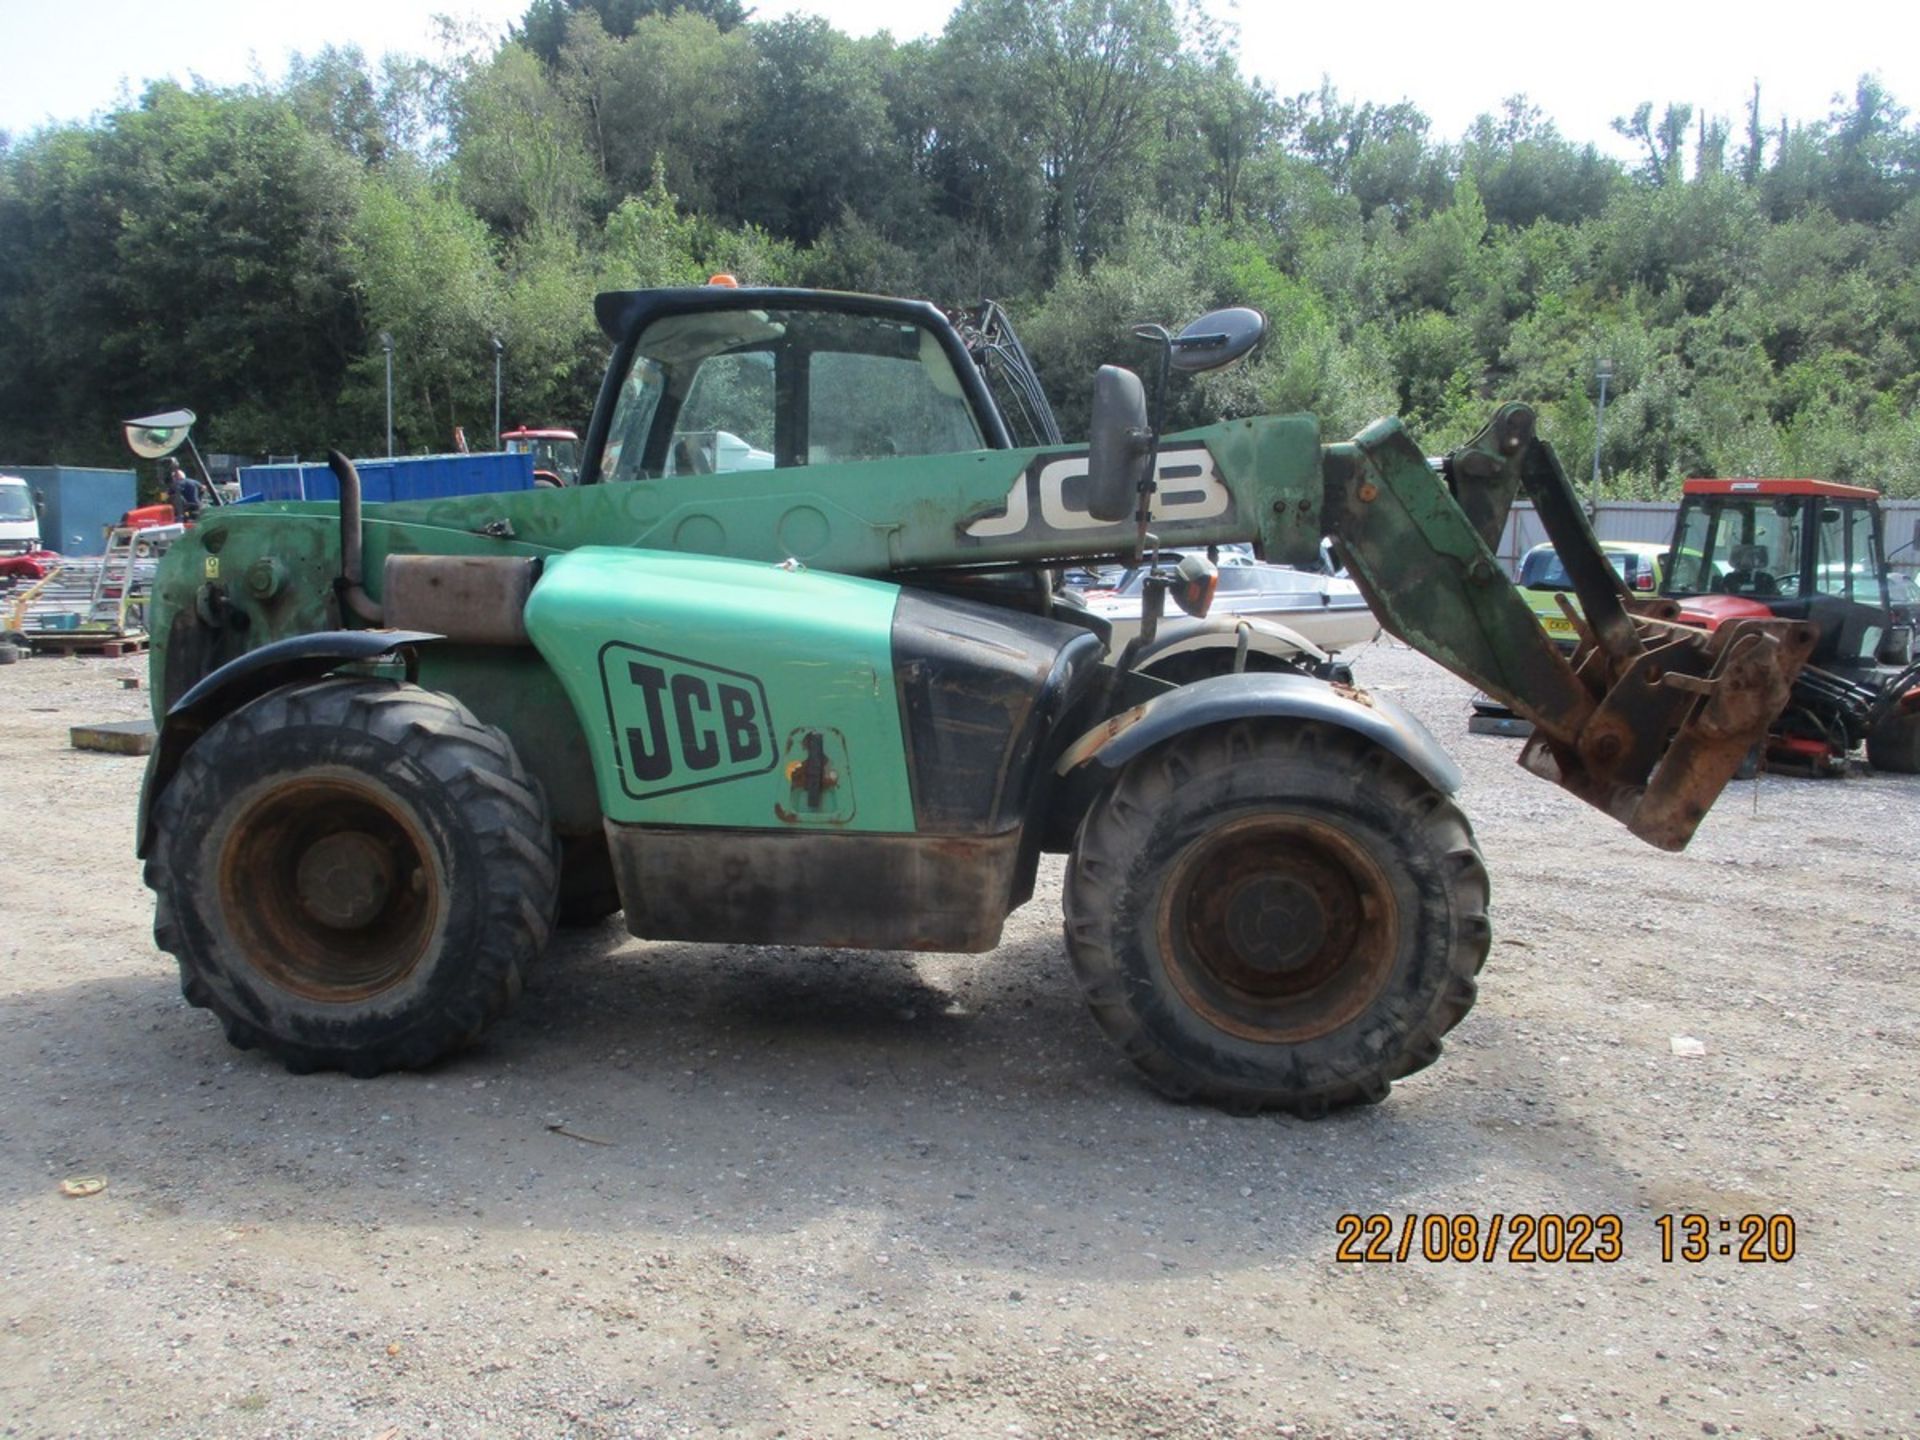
1129, 323, 1174, 563
1110, 571, 1168, 682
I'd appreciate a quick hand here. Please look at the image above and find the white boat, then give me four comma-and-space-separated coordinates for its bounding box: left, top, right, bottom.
1077, 550, 1381, 657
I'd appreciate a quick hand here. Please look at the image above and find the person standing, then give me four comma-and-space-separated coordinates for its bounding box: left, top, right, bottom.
167, 461, 203, 523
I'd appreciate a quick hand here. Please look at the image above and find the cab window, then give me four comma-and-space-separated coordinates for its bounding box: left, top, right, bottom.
598, 306, 986, 483
671, 352, 776, 474
1672, 498, 1800, 597
1814, 503, 1881, 602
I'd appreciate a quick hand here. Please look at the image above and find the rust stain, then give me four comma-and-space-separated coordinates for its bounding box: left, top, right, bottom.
1055, 702, 1151, 771
1330, 683, 1376, 709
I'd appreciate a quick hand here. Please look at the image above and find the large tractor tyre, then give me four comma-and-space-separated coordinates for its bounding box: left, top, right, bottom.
1866, 710, 1920, 773
1062, 720, 1490, 1115
146, 678, 560, 1076
556, 831, 623, 928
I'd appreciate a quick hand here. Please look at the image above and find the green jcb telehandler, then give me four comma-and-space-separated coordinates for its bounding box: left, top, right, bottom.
135, 286, 1814, 1114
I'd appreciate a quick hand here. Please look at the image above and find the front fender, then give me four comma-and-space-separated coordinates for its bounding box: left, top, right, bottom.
136, 629, 439, 858
1133, 613, 1327, 670
1055, 671, 1461, 796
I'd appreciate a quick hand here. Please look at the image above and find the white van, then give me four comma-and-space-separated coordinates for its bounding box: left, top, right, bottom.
0, 475, 40, 556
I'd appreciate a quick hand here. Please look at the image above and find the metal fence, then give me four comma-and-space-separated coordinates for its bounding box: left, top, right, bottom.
1497, 500, 1920, 580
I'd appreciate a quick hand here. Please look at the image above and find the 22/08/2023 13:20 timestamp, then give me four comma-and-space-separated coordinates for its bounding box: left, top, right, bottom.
1334, 1213, 1797, 1264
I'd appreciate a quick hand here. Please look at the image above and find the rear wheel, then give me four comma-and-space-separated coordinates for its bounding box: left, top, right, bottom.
1062, 721, 1489, 1114
1867, 710, 1920, 773
146, 678, 558, 1075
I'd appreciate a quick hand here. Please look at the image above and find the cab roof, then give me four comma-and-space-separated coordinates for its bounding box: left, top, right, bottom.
1681, 477, 1881, 500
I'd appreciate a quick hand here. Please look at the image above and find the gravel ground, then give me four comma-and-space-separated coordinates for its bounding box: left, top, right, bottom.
1, 640, 1916, 1439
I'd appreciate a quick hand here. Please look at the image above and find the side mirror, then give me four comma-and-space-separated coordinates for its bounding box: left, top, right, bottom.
1087, 364, 1151, 523
1167, 307, 1266, 374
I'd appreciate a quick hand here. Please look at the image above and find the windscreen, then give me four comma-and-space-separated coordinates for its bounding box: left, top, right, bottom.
1667, 498, 1799, 597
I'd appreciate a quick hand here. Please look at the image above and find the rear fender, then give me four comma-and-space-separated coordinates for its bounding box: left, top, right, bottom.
1045, 672, 1459, 849
135, 629, 439, 858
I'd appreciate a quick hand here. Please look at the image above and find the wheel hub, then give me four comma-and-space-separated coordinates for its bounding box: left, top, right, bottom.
295, 831, 396, 930
1161, 813, 1396, 1043
1221, 873, 1328, 976
219, 775, 441, 1003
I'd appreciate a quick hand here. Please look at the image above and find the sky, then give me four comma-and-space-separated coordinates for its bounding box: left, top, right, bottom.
2, 0, 1914, 159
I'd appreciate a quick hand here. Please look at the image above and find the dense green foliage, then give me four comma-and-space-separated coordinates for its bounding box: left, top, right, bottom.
3, 1, 1918, 496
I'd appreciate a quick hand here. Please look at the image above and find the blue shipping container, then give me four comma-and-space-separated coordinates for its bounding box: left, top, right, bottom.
0, 465, 138, 556
238, 452, 536, 503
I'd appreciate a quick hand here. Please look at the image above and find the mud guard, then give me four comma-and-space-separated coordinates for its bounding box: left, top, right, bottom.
1046, 672, 1459, 850
1133, 614, 1328, 672
135, 629, 439, 857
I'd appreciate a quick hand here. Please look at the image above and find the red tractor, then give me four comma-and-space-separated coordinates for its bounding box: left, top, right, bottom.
500, 426, 581, 487
1660, 478, 1920, 773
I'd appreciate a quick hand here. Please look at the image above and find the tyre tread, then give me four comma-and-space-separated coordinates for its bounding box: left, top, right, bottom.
147, 678, 559, 1076
1063, 720, 1490, 1116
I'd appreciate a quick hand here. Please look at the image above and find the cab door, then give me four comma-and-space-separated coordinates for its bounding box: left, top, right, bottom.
1808, 500, 1891, 670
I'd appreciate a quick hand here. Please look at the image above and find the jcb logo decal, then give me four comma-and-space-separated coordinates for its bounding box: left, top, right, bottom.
962, 443, 1230, 542
599, 642, 776, 800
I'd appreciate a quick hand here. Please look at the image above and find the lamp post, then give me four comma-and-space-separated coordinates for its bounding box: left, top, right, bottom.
379, 331, 395, 458
491, 336, 504, 450
1590, 357, 1613, 511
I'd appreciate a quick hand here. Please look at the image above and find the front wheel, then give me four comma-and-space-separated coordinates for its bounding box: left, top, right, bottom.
146, 678, 559, 1075
1063, 721, 1489, 1114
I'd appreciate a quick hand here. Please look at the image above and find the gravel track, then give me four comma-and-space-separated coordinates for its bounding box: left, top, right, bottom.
1, 642, 1915, 1439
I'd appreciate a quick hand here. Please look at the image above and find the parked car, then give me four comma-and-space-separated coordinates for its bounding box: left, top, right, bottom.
1518, 540, 1672, 649
1080, 550, 1381, 655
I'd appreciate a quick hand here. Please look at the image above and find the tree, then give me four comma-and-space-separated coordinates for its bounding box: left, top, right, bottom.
569, 10, 755, 212
1821, 77, 1920, 224
1154, 54, 1273, 226
1737, 83, 1767, 185
1275, 83, 1450, 221
282, 46, 440, 171
452, 43, 600, 236
938, 0, 1182, 271
723, 19, 902, 245
1460, 98, 1619, 228
1613, 101, 1692, 187
347, 172, 503, 450
519, 0, 753, 64
0, 82, 365, 461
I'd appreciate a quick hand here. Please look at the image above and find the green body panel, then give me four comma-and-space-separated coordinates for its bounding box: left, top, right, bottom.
147, 415, 1331, 748
523, 547, 916, 832
412, 648, 604, 835
174, 414, 1323, 575
146, 509, 562, 720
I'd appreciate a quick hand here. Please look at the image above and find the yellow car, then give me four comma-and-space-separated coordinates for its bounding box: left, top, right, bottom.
1518, 540, 1670, 648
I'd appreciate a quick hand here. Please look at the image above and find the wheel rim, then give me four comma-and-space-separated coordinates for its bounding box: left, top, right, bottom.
1158, 813, 1399, 1044
218, 774, 443, 1002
